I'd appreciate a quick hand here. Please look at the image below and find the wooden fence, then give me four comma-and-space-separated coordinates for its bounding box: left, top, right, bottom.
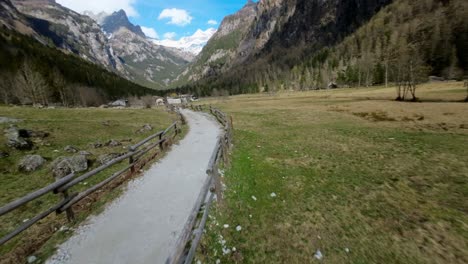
167, 105, 233, 264
0, 116, 184, 246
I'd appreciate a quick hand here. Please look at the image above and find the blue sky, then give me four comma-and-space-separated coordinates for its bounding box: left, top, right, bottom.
57, 0, 256, 41
132, 0, 253, 39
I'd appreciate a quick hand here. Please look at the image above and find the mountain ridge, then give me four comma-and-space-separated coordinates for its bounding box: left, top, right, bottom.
174, 0, 467, 96
7, 1, 193, 90
101, 9, 145, 38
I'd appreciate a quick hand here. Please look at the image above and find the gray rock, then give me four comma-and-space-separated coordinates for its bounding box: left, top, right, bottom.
0, 117, 22, 124
136, 124, 153, 134
64, 145, 79, 153
4, 126, 33, 150
98, 153, 123, 165
27, 255, 37, 263
78, 151, 93, 156
52, 155, 89, 179
18, 155, 46, 172
106, 139, 122, 147
92, 142, 103, 148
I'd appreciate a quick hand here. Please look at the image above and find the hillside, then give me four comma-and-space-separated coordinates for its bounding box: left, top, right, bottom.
173, 0, 258, 85
175, 0, 468, 96
102, 10, 192, 89
0, 26, 161, 106
7, 0, 192, 90
11, 0, 127, 75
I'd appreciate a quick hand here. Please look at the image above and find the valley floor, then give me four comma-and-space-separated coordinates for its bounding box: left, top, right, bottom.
47, 110, 220, 264
197, 82, 468, 263
0, 106, 177, 263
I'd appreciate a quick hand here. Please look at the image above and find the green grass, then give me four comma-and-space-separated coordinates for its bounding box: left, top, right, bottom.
0, 106, 178, 262
196, 84, 468, 263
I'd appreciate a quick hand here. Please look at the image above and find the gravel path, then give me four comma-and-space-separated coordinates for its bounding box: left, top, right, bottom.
47, 110, 221, 264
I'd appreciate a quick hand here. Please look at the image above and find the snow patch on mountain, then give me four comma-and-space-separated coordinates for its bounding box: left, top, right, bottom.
154, 28, 217, 55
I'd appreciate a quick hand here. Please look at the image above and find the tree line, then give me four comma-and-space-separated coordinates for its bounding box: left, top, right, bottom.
0, 26, 163, 106
173, 0, 468, 100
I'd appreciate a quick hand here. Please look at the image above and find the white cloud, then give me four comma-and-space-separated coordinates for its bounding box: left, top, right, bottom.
207, 19, 218, 25
57, 0, 138, 17
158, 8, 192, 26
163, 32, 177, 40
154, 28, 217, 55
141, 26, 159, 39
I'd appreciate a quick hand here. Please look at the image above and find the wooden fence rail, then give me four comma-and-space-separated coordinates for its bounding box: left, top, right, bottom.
0, 116, 184, 246
167, 105, 233, 264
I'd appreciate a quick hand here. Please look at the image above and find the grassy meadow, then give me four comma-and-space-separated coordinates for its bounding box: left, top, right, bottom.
0, 106, 177, 263
197, 82, 468, 263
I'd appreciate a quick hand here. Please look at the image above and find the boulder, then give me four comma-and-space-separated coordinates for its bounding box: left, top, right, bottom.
51, 154, 89, 179
0, 117, 22, 124
18, 155, 46, 172
92, 141, 103, 148
106, 139, 122, 147
98, 153, 123, 165
328, 82, 338, 89
136, 124, 153, 134
4, 126, 33, 150
20, 129, 49, 139
64, 145, 79, 153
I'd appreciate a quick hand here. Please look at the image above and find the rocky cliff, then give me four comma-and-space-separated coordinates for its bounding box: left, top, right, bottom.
174, 1, 258, 84
8, 1, 192, 89
101, 9, 145, 37
12, 0, 127, 75
177, 0, 393, 92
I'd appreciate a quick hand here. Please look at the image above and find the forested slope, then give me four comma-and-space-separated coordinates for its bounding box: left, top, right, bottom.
174, 0, 467, 96
0, 27, 161, 106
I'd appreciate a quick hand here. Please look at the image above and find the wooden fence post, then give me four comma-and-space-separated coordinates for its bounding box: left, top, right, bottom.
61, 190, 75, 222
179, 113, 186, 125
212, 163, 222, 205
159, 133, 164, 150
129, 154, 135, 174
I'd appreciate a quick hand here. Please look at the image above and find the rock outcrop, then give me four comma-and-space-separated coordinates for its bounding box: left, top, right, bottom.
51, 154, 89, 178
4, 126, 33, 150
18, 154, 46, 172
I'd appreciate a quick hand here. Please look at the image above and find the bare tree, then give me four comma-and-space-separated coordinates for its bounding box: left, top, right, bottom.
0, 72, 13, 104
141, 95, 154, 108
395, 45, 429, 101
464, 79, 468, 102
14, 60, 50, 106
75, 85, 104, 107
51, 68, 72, 107
211, 88, 220, 97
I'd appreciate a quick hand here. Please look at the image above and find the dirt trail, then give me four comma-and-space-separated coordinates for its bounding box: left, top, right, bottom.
47, 110, 221, 264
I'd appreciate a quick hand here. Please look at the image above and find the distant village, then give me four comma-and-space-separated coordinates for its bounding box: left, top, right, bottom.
108, 94, 198, 108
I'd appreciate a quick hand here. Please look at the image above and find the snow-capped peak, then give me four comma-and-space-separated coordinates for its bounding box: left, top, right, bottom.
153, 28, 217, 55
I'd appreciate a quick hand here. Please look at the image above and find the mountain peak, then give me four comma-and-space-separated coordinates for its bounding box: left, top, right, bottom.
101, 9, 145, 37
115, 9, 126, 17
